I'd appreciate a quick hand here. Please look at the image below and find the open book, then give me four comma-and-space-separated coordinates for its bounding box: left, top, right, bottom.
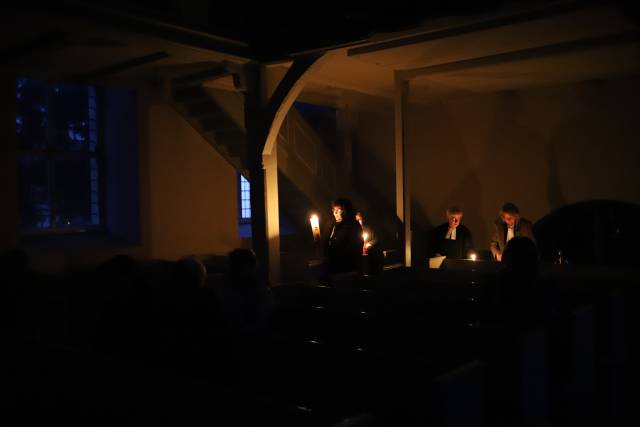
428, 255, 446, 269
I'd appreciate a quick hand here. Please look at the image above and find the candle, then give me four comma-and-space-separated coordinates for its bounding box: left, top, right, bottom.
362, 231, 371, 255
310, 214, 320, 241
470, 253, 477, 261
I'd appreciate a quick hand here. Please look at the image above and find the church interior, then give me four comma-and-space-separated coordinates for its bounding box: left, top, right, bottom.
2, 1, 639, 425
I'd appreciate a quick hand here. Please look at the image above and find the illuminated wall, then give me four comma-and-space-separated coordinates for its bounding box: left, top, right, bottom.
349, 95, 397, 245
146, 102, 239, 259
0, 79, 239, 272
407, 76, 640, 251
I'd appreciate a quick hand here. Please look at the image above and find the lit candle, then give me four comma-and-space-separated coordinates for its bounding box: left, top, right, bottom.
362, 231, 369, 255
470, 253, 477, 261
310, 214, 320, 242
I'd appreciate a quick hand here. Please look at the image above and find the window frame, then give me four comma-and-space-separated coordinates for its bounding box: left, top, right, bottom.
238, 174, 251, 224
16, 79, 106, 235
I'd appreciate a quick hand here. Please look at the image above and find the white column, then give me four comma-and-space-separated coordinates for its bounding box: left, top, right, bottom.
262, 147, 280, 285
260, 52, 337, 284
394, 73, 411, 267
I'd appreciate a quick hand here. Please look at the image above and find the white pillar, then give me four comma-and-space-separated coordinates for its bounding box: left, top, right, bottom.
261, 52, 337, 284
394, 73, 411, 267
262, 148, 280, 285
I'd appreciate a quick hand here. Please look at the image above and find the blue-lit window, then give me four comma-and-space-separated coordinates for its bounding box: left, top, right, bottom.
16, 78, 102, 231
239, 174, 251, 222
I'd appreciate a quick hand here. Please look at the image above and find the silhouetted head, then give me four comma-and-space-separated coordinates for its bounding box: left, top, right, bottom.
500, 202, 521, 227
98, 255, 140, 289
331, 198, 355, 223
227, 248, 259, 285
176, 256, 207, 289
101, 254, 137, 273
502, 236, 539, 278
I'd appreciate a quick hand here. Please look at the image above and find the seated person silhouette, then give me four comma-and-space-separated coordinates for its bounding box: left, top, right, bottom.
217, 249, 274, 337
482, 237, 549, 425
489, 237, 550, 328
428, 206, 474, 259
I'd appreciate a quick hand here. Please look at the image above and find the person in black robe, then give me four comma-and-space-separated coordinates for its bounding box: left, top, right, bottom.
428, 206, 474, 259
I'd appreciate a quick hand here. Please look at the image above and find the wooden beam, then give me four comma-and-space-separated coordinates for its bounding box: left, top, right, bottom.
394, 72, 411, 267
260, 53, 326, 285
347, 1, 596, 56
243, 63, 270, 282
171, 62, 229, 87
72, 51, 170, 81
171, 60, 247, 89
54, 3, 252, 60
399, 31, 640, 80
263, 51, 338, 155
244, 52, 336, 285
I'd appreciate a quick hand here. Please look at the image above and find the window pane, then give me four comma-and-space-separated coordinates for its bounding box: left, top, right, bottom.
52, 154, 92, 227
49, 84, 90, 151
18, 154, 51, 229
16, 79, 48, 150
239, 175, 251, 221
16, 78, 102, 231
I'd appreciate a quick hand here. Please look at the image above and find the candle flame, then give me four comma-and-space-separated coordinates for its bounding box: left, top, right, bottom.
310, 214, 320, 240
310, 214, 319, 229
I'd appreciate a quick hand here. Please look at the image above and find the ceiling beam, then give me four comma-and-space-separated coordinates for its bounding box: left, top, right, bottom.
399, 31, 640, 80
347, 1, 598, 57
72, 51, 170, 81
171, 62, 229, 87
53, 2, 251, 61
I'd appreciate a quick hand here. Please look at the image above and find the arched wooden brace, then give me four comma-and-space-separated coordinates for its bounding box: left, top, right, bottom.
244, 51, 337, 284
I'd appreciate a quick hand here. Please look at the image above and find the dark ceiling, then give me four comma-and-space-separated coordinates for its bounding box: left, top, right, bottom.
11, 0, 636, 62
57, 0, 509, 60
205, 2, 506, 57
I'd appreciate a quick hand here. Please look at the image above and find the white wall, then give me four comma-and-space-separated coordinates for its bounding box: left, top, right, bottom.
407, 76, 640, 250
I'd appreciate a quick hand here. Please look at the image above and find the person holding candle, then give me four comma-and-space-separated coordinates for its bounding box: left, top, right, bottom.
325, 198, 364, 275
427, 206, 474, 260
356, 211, 384, 275
356, 212, 376, 255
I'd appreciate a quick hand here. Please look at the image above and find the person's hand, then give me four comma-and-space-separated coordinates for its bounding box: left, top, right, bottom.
495, 252, 502, 262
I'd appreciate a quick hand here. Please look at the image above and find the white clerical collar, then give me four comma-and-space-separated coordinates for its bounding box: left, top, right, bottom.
506, 226, 514, 242
445, 227, 457, 240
